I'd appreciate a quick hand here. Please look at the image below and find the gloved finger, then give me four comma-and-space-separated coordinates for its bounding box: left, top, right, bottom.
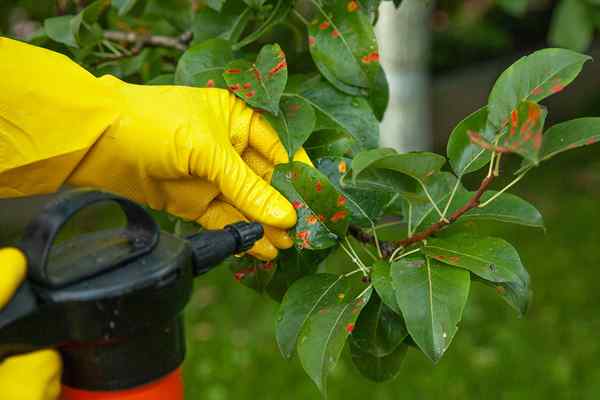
158, 177, 220, 221
197, 200, 278, 261
263, 225, 293, 250
191, 147, 296, 229
248, 114, 289, 165
242, 147, 315, 184
0, 248, 27, 308
0, 349, 62, 400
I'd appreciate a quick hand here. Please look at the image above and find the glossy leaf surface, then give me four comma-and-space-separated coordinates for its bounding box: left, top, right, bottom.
272, 162, 350, 250
223, 43, 287, 114
392, 256, 470, 363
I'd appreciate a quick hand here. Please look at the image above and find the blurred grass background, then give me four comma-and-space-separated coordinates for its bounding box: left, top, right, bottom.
183, 144, 600, 400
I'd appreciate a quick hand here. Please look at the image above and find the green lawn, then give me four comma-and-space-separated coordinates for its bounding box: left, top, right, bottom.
184, 145, 600, 400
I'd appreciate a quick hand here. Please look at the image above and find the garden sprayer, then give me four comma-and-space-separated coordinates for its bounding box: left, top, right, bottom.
0, 189, 263, 399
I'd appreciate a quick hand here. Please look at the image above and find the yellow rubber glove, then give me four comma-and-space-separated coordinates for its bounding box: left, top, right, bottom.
0, 248, 62, 400
0, 37, 298, 260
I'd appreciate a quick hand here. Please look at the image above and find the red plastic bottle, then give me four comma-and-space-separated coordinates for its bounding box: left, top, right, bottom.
60, 368, 184, 400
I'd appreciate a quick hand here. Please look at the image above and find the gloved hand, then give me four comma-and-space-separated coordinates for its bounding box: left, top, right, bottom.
0, 248, 62, 400
0, 37, 305, 260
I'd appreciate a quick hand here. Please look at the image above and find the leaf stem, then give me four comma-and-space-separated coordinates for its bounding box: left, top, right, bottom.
441, 178, 461, 220
292, 9, 309, 26
392, 248, 421, 263
388, 245, 405, 263
420, 181, 447, 222
407, 203, 413, 237
478, 170, 527, 208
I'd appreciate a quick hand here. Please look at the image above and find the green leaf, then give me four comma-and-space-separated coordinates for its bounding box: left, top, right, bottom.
392, 256, 470, 363
423, 234, 530, 316
272, 162, 351, 250
447, 106, 493, 176
308, 0, 379, 95
112, 0, 138, 15
405, 172, 462, 231
517, 118, 600, 173
304, 130, 353, 159
266, 247, 332, 302
191, 5, 252, 44
44, 15, 79, 47
487, 48, 591, 130
145, 0, 193, 31
298, 78, 380, 150
296, 282, 371, 395
223, 44, 287, 114
423, 234, 529, 286
549, 0, 594, 52
352, 293, 408, 357
315, 156, 394, 227
319, 237, 376, 275
496, 0, 529, 16
351, 149, 446, 202
225, 255, 276, 293
500, 102, 547, 164
371, 260, 401, 314
234, 0, 292, 50
146, 74, 175, 85
206, 0, 227, 11
368, 65, 390, 121
349, 338, 408, 382
419, 191, 544, 230
265, 95, 316, 160
175, 39, 233, 88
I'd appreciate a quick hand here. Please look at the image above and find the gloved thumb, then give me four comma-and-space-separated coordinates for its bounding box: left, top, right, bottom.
191, 147, 296, 229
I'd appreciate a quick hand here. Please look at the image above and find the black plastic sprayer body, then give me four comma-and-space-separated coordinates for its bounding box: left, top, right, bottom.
0, 189, 263, 396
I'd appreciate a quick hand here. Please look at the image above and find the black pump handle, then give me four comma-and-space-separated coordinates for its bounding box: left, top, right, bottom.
19, 189, 159, 288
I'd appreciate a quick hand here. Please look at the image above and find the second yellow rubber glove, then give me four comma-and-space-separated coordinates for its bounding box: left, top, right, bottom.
0, 248, 62, 400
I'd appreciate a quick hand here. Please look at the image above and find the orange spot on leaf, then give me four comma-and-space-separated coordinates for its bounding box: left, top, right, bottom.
337, 195, 347, 207
550, 83, 565, 94
331, 29, 340, 38
319, 21, 330, 30
308, 35, 316, 46
315, 180, 323, 192
530, 86, 544, 96
244, 90, 256, 98
225, 69, 241, 74
243, 82, 252, 89
338, 161, 347, 173
206, 79, 215, 88
347, 0, 359, 12
292, 200, 304, 209
345, 323, 355, 333
330, 210, 348, 222
228, 84, 241, 92
586, 138, 598, 145
306, 215, 318, 225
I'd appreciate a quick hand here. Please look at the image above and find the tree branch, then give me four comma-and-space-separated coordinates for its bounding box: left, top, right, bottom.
103, 30, 193, 52
350, 175, 496, 258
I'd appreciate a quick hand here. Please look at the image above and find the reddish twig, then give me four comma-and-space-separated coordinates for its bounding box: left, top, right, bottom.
349, 174, 496, 257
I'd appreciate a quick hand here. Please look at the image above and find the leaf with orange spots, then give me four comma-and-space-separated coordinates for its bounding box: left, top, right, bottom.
264, 95, 316, 159
516, 117, 600, 174
423, 234, 530, 316
224, 255, 277, 294
307, 0, 380, 96
471, 101, 547, 164
278, 272, 371, 394
175, 38, 232, 88
272, 162, 351, 250
223, 43, 288, 114
487, 48, 591, 130
315, 156, 394, 227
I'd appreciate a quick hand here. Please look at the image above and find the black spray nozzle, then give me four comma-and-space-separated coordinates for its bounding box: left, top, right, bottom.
187, 222, 264, 276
